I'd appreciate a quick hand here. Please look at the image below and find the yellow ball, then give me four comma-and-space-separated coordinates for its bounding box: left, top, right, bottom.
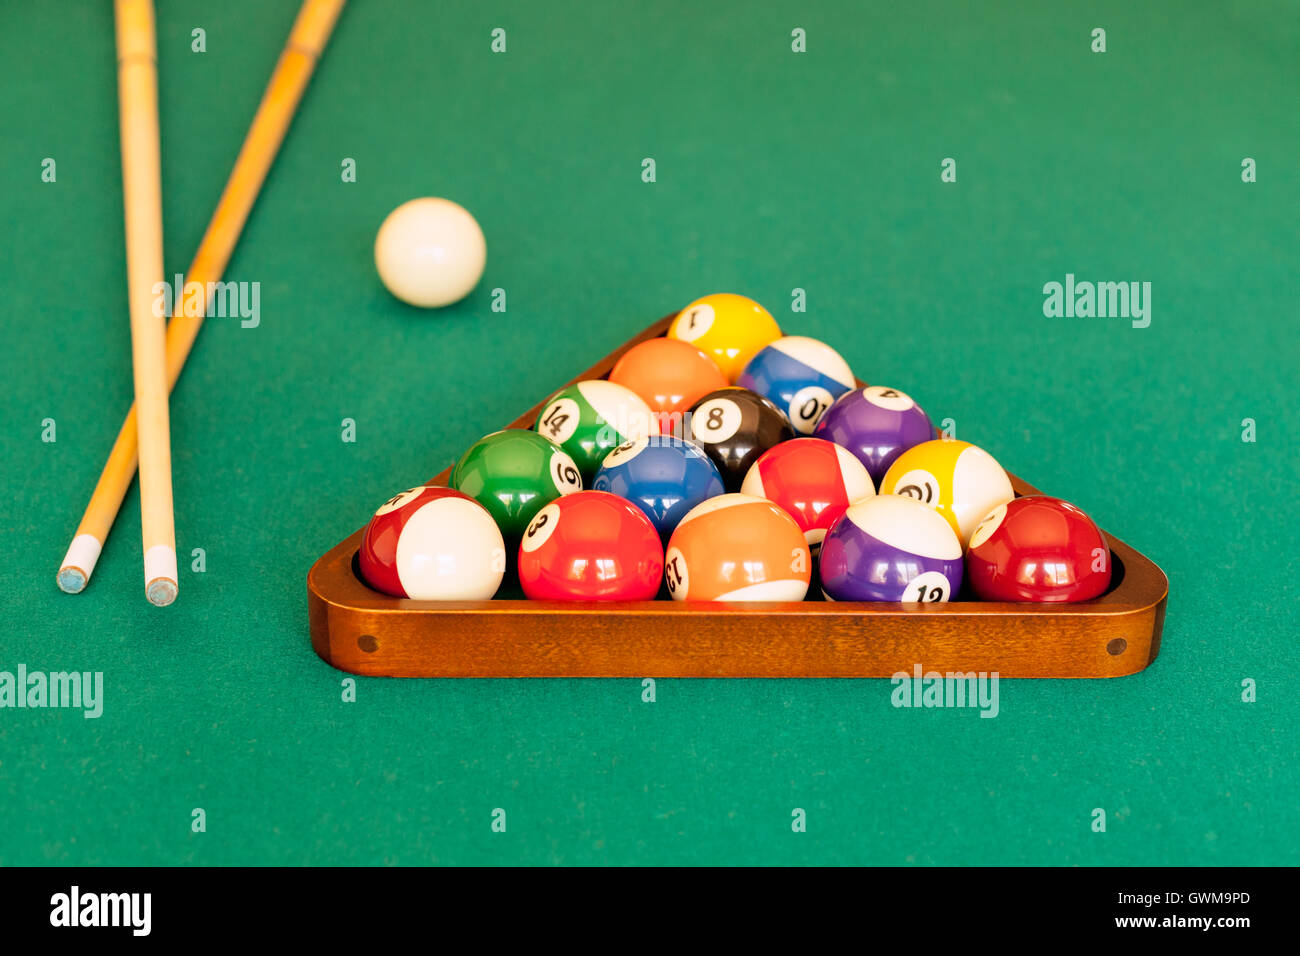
667, 293, 781, 382
879, 439, 1014, 547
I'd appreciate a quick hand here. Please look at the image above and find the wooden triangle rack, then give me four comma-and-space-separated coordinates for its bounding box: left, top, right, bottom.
308, 316, 1168, 679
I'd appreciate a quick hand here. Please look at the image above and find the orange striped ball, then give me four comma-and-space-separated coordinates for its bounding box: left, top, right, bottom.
663, 494, 811, 601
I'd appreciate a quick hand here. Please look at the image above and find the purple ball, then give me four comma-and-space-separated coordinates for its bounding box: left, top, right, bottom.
813, 386, 933, 485
820, 495, 963, 602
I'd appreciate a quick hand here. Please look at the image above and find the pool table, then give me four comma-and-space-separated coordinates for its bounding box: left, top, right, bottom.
0, 0, 1294, 866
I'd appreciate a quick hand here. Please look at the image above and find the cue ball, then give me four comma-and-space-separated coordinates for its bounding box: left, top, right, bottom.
820, 494, 964, 602
517, 490, 664, 601
374, 197, 486, 308
664, 494, 812, 601
740, 437, 875, 547
966, 495, 1112, 602
358, 486, 505, 600
879, 439, 1014, 547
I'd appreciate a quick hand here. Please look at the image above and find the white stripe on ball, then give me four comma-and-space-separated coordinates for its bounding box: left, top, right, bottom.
833, 443, 877, 502
770, 336, 855, 389
674, 492, 767, 530
576, 380, 658, 441
396, 497, 505, 599
715, 579, 810, 601
843, 494, 962, 560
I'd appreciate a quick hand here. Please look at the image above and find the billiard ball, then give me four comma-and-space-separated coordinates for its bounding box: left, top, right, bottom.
879, 439, 1014, 547
664, 494, 812, 601
813, 385, 934, 485
666, 293, 782, 382
820, 494, 964, 602
517, 490, 663, 600
534, 379, 658, 480
592, 435, 726, 542
686, 387, 795, 491
450, 429, 583, 541
374, 197, 486, 308
737, 336, 855, 434
358, 486, 505, 600
739, 437, 875, 547
607, 337, 729, 434
967, 496, 1112, 602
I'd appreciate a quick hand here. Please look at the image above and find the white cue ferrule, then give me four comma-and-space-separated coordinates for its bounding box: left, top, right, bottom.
144, 545, 178, 606
57, 534, 104, 593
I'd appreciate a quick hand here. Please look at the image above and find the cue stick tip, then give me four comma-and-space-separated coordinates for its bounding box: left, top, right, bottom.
57, 566, 88, 594
146, 577, 178, 607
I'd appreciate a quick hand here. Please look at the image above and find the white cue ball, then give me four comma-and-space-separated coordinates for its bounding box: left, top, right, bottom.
374, 197, 486, 308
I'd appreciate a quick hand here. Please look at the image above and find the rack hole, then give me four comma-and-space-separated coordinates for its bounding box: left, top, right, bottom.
1106, 638, 1127, 656
358, 634, 379, 653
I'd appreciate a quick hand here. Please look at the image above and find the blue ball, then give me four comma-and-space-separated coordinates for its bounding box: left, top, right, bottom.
737, 336, 855, 434
592, 436, 725, 541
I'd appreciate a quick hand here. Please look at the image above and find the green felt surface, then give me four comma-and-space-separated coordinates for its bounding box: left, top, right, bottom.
1, 0, 1296, 866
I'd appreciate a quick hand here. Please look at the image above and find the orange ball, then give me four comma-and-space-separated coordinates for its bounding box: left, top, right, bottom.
609, 338, 728, 434
664, 494, 812, 601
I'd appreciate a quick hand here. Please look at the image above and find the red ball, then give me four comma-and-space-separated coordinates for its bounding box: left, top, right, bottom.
739, 437, 876, 547
517, 490, 664, 600
966, 496, 1111, 602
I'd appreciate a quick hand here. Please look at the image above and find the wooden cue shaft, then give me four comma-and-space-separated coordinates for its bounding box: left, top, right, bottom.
57, 0, 347, 594
113, 0, 177, 606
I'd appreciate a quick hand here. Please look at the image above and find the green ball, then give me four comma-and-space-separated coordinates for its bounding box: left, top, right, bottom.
534, 380, 656, 480
451, 430, 583, 541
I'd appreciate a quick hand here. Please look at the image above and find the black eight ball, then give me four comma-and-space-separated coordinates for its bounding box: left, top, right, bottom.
684, 387, 795, 491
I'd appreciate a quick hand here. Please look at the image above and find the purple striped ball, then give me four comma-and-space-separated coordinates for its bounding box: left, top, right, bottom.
820, 494, 963, 602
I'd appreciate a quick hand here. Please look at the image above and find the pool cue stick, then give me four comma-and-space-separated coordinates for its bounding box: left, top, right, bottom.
112, 0, 178, 606
57, 0, 347, 595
